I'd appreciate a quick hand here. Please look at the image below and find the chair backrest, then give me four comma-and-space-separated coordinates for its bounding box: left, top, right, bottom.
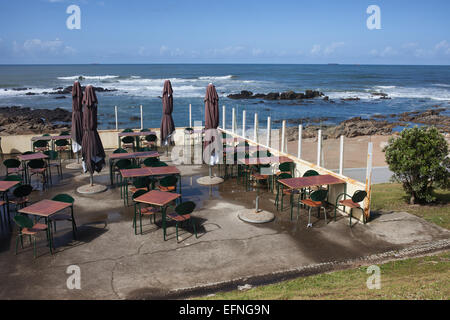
55, 139, 69, 147
22, 151, 35, 155
279, 162, 292, 172
122, 136, 135, 144
13, 184, 33, 198
133, 177, 150, 189
28, 159, 46, 169
44, 150, 59, 160
3, 158, 21, 168
132, 189, 148, 200
52, 194, 75, 204
143, 157, 159, 167
33, 140, 48, 148
122, 128, 133, 133
60, 131, 70, 136
159, 175, 177, 187
310, 189, 328, 202
303, 170, 319, 177
352, 190, 367, 203
145, 134, 157, 142
113, 148, 127, 154
42, 133, 51, 136
14, 215, 34, 229
175, 201, 196, 215
277, 173, 292, 180
115, 159, 132, 169
152, 161, 168, 167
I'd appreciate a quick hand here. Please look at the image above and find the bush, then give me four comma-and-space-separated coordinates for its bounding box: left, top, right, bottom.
384, 126, 449, 204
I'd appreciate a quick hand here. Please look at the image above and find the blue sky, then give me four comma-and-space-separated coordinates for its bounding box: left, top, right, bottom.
0, 0, 449, 64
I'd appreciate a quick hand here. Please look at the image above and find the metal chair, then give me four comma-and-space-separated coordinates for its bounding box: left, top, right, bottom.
32, 139, 49, 153
44, 150, 63, 182
167, 201, 197, 243
300, 189, 329, 227
335, 190, 368, 226
50, 194, 77, 239
132, 190, 159, 235
3, 159, 24, 179
10, 184, 33, 211
13, 215, 49, 259
28, 159, 48, 190
274, 172, 294, 212
143, 134, 157, 151
121, 136, 136, 152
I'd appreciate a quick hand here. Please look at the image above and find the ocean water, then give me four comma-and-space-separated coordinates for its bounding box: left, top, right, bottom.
0, 64, 449, 130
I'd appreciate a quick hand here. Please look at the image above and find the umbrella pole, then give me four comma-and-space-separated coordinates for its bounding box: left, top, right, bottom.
209, 165, 212, 178
90, 172, 94, 186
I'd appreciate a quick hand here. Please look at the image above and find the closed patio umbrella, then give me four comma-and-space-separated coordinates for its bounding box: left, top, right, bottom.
81, 85, 106, 186
160, 80, 175, 154
71, 81, 83, 158
197, 83, 223, 185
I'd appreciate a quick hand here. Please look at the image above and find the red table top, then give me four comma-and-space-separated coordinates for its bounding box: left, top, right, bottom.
0, 180, 20, 192
134, 190, 180, 206
109, 151, 160, 160
17, 152, 49, 161
118, 131, 156, 137
279, 174, 346, 189
148, 166, 181, 176
120, 167, 152, 178
31, 135, 71, 141
18, 199, 72, 217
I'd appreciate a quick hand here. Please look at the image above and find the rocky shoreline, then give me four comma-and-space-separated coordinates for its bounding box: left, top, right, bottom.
4, 86, 117, 99
0, 105, 448, 137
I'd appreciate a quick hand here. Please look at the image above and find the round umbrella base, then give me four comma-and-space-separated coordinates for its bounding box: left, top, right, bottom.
238, 209, 275, 224
196, 176, 224, 185
76, 184, 107, 195
65, 163, 83, 170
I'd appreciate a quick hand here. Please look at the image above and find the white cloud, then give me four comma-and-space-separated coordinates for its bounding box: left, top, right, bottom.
13, 38, 75, 56
159, 45, 169, 55
324, 42, 344, 55
310, 44, 321, 55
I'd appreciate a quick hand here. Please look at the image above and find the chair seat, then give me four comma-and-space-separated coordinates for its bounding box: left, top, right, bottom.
7, 168, 23, 174
22, 223, 48, 235
339, 199, 361, 208
276, 171, 290, 176
34, 147, 48, 152
167, 213, 190, 222
56, 146, 70, 151
129, 187, 147, 193
10, 197, 28, 205
139, 206, 159, 216
252, 174, 268, 180
301, 199, 323, 207
283, 189, 299, 195
122, 143, 134, 148
158, 185, 176, 192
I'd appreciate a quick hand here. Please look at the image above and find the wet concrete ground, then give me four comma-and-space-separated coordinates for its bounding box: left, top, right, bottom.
0, 153, 449, 299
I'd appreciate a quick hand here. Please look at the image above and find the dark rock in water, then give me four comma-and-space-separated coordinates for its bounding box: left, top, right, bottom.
12, 88, 30, 91
227, 89, 323, 101
25, 92, 36, 96
371, 92, 388, 97
48, 85, 118, 95
341, 97, 360, 101
323, 96, 329, 101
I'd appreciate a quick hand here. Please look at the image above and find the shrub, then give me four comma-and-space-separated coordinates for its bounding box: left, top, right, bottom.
384, 126, 449, 204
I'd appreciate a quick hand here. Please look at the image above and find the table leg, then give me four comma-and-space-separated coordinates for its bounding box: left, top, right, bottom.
162, 205, 166, 241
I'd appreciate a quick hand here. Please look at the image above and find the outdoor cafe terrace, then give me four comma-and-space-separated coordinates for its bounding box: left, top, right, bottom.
0, 127, 448, 299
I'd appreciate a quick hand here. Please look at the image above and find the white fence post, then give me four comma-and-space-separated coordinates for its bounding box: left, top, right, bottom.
242, 110, 246, 138
281, 120, 286, 153
254, 113, 258, 143
189, 104, 192, 128
140, 105, 143, 130
317, 129, 322, 166
266, 116, 271, 148
339, 135, 344, 175
115, 106, 118, 131
222, 105, 226, 130
232, 108, 236, 133
297, 125, 302, 159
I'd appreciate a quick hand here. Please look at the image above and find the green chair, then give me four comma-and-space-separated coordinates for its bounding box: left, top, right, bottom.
298, 169, 320, 209
10, 184, 33, 210
44, 150, 62, 182
2, 174, 22, 184
13, 215, 49, 258
157, 175, 178, 193
249, 164, 272, 193
150, 161, 168, 167
3, 159, 24, 179
59, 131, 70, 136
113, 148, 128, 154
32, 140, 48, 153
51, 194, 77, 239
300, 189, 329, 227
143, 134, 157, 150
334, 190, 368, 226
55, 139, 71, 159
129, 177, 150, 194
122, 128, 133, 133
121, 136, 136, 152
143, 157, 159, 167
167, 201, 197, 243
132, 190, 159, 235
274, 173, 294, 212
28, 159, 48, 190
115, 159, 132, 201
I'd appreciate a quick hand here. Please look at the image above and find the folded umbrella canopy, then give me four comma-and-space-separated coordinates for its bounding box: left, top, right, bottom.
203, 83, 220, 166
71, 81, 83, 153
160, 80, 175, 147
81, 85, 106, 178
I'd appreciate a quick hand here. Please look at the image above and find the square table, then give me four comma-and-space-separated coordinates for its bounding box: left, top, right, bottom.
134, 190, 181, 240
18, 199, 73, 254
0, 180, 20, 221
109, 151, 160, 185
148, 166, 182, 193
17, 153, 49, 184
